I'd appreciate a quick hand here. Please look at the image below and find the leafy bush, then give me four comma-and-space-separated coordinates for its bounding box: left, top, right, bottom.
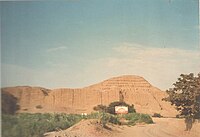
97, 112, 121, 127
122, 113, 153, 125
86, 112, 101, 119
108, 115, 121, 125
137, 114, 154, 124
164, 73, 200, 119
100, 113, 110, 127
2, 112, 153, 137
88, 112, 152, 126
2, 113, 82, 137
86, 112, 121, 126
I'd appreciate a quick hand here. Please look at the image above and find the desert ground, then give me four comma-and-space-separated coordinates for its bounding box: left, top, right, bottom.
44, 118, 200, 137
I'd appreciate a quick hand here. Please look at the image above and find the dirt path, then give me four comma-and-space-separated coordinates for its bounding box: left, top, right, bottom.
44, 118, 200, 137
116, 118, 200, 137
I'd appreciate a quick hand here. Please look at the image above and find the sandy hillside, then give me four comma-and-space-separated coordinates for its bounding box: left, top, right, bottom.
44, 118, 200, 137
44, 119, 120, 137
2, 75, 177, 117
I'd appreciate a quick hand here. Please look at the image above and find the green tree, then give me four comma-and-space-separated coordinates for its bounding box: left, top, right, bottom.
164, 73, 200, 130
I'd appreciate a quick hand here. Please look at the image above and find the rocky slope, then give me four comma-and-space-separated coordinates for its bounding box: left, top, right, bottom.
1, 75, 177, 117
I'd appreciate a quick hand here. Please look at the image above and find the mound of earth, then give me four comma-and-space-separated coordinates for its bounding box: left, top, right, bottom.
44, 119, 120, 137
1, 75, 178, 117
44, 118, 200, 137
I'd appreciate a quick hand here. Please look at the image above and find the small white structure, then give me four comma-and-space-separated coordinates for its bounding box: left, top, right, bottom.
81, 113, 87, 116
115, 106, 128, 114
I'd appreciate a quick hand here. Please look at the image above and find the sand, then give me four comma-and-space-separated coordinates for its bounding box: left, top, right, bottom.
117, 118, 200, 137
44, 118, 200, 137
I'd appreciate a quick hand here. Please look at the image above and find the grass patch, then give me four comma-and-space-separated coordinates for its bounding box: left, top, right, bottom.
84, 112, 153, 126
2, 113, 82, 137
122, 113, 153, 125
2, 112, 153, 137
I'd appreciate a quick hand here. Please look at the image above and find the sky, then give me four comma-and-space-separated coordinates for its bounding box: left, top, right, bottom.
1, 0, 199, 90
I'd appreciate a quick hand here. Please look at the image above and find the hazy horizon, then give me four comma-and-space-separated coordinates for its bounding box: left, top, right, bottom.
1, 0, 199, 90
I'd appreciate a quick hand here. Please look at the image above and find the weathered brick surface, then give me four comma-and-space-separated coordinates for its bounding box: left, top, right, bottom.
1, 75, 177, 117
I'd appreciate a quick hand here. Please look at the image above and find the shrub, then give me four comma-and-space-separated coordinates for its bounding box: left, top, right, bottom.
93, 105, 107, 112
122, 113, 153, 125
98, 112, 121, 127
86, 112, 101, 119
2, 113, 83, 137
152, 113, 162, 118
87, 112, 121, 126
138, 114, 154, 124
100, 113, 110, 127
109, 115, 121, 125
2, 112, 153, 137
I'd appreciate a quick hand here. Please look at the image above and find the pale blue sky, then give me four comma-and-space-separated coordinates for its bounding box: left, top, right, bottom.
1, 0, 199, 90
